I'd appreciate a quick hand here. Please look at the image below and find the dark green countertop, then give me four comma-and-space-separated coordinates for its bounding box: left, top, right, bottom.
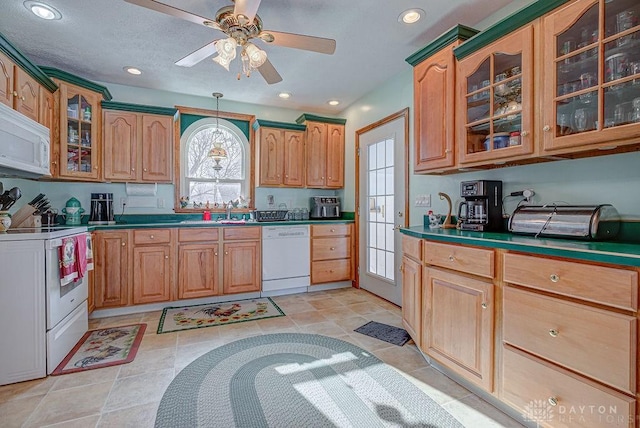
88, 218, 354, 232
401, 226, 640, 268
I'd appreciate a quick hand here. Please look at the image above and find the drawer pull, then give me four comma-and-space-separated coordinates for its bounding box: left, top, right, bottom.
330, 247, 336, 251
549, 274, 560, 283
548, 397, 558, 407
329, 269, 334, 273
481, 302, 488, 309
448, 255, 455, 262
548, 329, 559, 338
330, 228, 335, 232
150, 235, 155, 239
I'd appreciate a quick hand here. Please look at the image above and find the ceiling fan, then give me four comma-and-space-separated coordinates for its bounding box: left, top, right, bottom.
124, 0, 336, 84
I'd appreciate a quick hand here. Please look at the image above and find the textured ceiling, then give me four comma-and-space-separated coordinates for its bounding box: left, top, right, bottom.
1, 0, 516, 114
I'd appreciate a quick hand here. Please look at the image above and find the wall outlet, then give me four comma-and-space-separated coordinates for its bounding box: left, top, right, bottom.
157, 198, 165, 208
415, 194, 431, 207
120, 197, 127, 208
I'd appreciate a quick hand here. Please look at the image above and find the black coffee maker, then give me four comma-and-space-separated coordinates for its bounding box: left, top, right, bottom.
89, 193, 115, 225
457, 180, 503, 231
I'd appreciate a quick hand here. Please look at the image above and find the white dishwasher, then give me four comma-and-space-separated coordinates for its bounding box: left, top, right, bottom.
261, 225, 310, 296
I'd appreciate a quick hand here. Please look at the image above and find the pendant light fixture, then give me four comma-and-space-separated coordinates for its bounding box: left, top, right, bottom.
208, 92, 228, 172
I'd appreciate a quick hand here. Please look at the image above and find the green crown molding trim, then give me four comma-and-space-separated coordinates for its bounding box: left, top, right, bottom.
180, 113, 250, 139
405, 24, 479, 66
253, 119, 306, 131
101, 101, 178, 117
0, 32, 57, 92
295, 113, 347, 125
39, 66, 113, 100
454, 0, 570, 60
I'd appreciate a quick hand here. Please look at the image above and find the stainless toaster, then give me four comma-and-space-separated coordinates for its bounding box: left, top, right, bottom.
508, 204, 620, 240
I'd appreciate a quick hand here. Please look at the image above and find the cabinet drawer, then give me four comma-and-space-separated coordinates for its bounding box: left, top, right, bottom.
402, 235, 422, 262
312, 237, 350, 261
502, 346, 635, 428
133, 229, 171, 245
503, 253, 638, 311
424, 241, 494, 278
222, 226, 260, 241
178, 228, 219, 242
504, 287, 636, 394
311, 224, 351, 237
311, 259, 351, 284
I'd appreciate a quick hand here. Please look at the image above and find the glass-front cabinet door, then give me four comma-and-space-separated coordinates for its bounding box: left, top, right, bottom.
542, 0, 640, 151
457, 26, 534, 165
58, 82, 100, 180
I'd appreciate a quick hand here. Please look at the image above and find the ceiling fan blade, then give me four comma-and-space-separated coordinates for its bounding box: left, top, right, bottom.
257, 58, 283, 85
175, 41, 218, 67
261, 31, 336, 54
124, 0, 219, 29
233, 0, 261, 23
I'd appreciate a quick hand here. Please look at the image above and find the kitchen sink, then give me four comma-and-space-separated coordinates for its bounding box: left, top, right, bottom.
180, 219, 247, 224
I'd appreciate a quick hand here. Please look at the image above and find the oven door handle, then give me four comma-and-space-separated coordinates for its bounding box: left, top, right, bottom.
45, 233, 88, 250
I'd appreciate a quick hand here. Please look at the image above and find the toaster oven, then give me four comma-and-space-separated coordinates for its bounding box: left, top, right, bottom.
310, 197, 341, 219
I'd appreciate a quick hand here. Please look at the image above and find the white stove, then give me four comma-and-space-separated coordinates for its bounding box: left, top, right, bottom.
0, 226, 90, 384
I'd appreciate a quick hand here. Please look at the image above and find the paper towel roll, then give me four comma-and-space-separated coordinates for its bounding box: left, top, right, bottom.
125, 183, 157, 196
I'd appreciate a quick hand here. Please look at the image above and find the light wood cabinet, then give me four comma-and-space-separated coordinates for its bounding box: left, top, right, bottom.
132, 229, 173, 304
304, 121, 345, 189
177, 228, 220, 299
0, 50, 39, 122
38, 86, 56, 176
103, 110, 173, 183
401, 235, 422, 347
423, 266, 494, 391
56, 81, 101, 180
541, 0, 640, 154
94, 230, 130, 308
456, 25, 535, 166
222, 227, 261, 294
256, 124, 305, 187
310, 224, 352, 284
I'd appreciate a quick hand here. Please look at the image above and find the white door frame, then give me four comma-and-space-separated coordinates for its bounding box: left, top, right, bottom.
354, 108, 410, 303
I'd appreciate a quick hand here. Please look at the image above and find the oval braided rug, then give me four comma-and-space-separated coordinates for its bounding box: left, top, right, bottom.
156, 333, 463, 428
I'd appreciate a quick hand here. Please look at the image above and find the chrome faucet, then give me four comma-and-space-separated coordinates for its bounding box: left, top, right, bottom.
225, 201, 233, 219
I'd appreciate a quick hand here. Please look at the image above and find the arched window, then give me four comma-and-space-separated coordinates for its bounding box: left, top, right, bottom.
181, 117, 250, 207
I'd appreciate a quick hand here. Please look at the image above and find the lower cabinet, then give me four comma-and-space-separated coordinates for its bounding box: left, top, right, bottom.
310, 224, 353, 284
401, 235, 422, 347
177, 228, 220, 299
132, 229, 173, 304
222, 227, 261, 294
94, 230, 130, 308
422, 267, 494, 391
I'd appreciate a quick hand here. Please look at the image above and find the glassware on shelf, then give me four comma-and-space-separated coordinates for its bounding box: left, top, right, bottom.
631, 98, 640, 122
615, 10, 637, 46
574, 107, 596, 132
605, 53, 629, 82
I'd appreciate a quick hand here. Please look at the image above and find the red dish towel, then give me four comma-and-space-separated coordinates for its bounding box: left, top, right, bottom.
59, 237, 78, 286
76, 234, 88, 279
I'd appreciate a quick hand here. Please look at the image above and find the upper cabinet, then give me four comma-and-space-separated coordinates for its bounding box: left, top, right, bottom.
407, 25, 478, 173
457, 25, 535, 166
102, 103, 176, 183
298, 114, 346, 189
542, 0, 640, 152
42, 67, 113, 182
254, 120, 306, 187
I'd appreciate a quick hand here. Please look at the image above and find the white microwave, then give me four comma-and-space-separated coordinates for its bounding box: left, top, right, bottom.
0, 103, 50, 178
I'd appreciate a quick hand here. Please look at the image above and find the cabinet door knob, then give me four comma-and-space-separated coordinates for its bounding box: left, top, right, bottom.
543, 125, 551, 132
132, 168, 135, 172
165, 255, 169, 259
548, 397, 558, 407
12, 91, 17, 97
330, 228, 335, 232
330, 247, 336, 250
214, 252, 218, 256
329, 269, 334, 273
549, 274, 560, 283
143, 168, 147, 172
448, 255, 455, 262
521, 130, 529, 137
52, 161, 57, 165
285, 175, 288, 178
21, 96, 25, 101
481, 302, 488, 309
150, 235, 154, 239
225, 251, 229, 255
548, 328, 559, 337
321, 176, 325, 180
94, 166, 98, 170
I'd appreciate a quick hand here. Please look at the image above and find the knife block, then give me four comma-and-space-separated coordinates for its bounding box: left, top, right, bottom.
10, 205, 37, 228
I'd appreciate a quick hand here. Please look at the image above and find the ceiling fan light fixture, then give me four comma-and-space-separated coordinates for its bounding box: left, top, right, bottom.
215, 37, 238, 58
212, 54, 232, 71
399, 8, 424, 24
245, 42, 267, 68
24, 1, 62, 20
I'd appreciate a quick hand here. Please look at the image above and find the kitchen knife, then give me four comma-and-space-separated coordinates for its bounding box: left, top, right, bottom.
28, 193, 45, 206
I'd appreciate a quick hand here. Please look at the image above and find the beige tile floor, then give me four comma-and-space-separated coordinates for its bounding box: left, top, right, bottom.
0, 288, 525, 428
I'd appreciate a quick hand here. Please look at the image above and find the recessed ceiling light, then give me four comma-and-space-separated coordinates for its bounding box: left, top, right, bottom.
278, 92, 291, 99
24, 1, 62, 20
328, 100, 340, 106
399, 8, 424, 24
124, 66, 142, 75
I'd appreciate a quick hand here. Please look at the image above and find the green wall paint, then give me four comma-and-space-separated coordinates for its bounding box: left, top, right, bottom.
180, 113, 250, 139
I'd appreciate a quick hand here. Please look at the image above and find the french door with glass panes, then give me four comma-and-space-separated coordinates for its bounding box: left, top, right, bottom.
358, 115, 406, 305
